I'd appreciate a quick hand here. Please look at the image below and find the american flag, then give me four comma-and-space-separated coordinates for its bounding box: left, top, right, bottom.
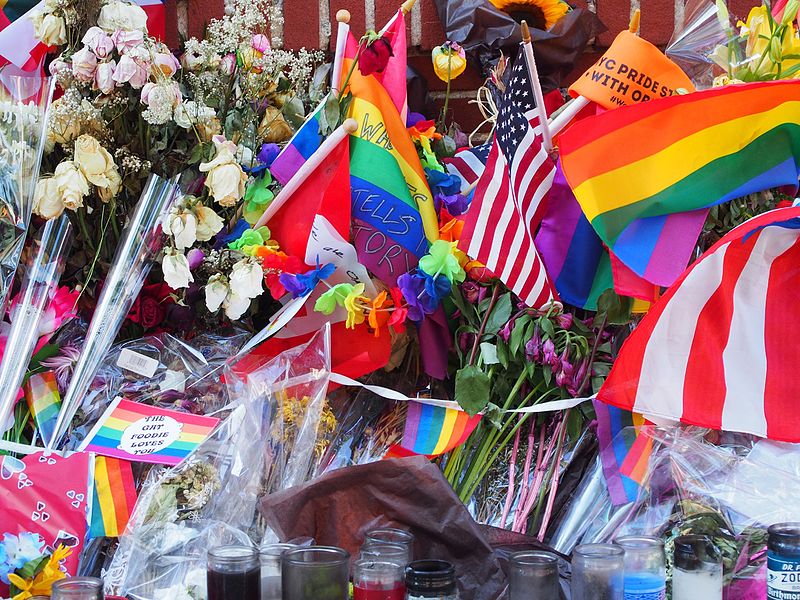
442, 143, 491, 194
458, 57, 558, 308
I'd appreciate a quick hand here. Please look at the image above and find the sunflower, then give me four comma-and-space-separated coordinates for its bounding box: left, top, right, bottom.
489, 0, 570, 30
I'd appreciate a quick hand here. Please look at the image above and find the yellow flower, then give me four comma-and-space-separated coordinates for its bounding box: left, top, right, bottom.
488, 0, 570, 30
9, 545, 71, 600
737, 5, 800, 78
343, 283, 368, 329
432, 43, 467, 82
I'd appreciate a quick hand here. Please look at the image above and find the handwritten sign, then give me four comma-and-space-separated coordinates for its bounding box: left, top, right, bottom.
569, 30, 694, 109
78, 398, 219, 466
352, 219, 421, 286
351, 183, 428, 255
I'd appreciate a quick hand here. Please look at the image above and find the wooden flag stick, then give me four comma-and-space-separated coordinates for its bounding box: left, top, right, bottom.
331, 10, 351, 93
254, 119, 358, 229
520, 21, 554, 153
629, 8, 641, 33
379, 0, 416, 35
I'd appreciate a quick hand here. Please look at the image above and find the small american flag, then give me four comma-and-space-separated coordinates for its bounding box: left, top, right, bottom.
458, 57, 558, 308
442, 143, 491, 194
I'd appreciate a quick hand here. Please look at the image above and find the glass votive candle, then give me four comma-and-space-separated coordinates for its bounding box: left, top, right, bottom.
405, 560, 458, 600
671, 535, 722, 600
50, 577, 104, 600
261, 543, 297, 600
281, 546, 350, 600
207, 545, 260, 600
360, 541, 411, 566
509, 551, 559, 600
364, 528, 414, 559
616, 536, 666, 600
353, 558, 406, 600
571, 544, 625, 600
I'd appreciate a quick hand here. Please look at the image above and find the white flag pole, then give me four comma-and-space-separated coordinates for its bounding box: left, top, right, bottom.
331, 10, 351, 93
254, 118, 358, 229
520, 21, 554, 153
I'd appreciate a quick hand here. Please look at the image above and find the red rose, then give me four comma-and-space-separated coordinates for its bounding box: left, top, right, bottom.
127, 296, 142, 324
140, 296, 166, 329
359, 37, 393, 76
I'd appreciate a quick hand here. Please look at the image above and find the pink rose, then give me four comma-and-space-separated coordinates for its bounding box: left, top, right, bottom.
71, 46, 97, 82
111, 28, 144, 53
251, 33, 271, 53
153, 52, 180, 77
140, 80, 181, 107
49, 56, 70, 76
220, 53, 236, 75
94, 59, 116, 94
82, 26, 114, 59
113, 54, 148, 88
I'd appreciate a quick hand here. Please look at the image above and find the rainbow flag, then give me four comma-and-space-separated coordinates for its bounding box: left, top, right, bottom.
89, 456, 138, 538
78, 398, 220, 466
560, 81, 800, 287
594, 400, 653, 505
269, 99, 325, 185
24, 371, 61, 446
393, 401, 482, 456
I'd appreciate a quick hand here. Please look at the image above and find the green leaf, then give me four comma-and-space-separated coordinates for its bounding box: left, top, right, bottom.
480, 342, 499, 365
188, 142, 207, 165
496, 339, 510, 368
319, 93, 341, 136
484, 293, 512, 336
596, 289, 633, 325
542, 365, 552, 386
484, 403, 504, 429
282, 96, 306, 128
455, 365, 491, 416
539, 316, 555, 339
509, 314, 531, 356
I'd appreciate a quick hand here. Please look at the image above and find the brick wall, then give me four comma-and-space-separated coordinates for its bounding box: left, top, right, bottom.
169, 0, 759, 130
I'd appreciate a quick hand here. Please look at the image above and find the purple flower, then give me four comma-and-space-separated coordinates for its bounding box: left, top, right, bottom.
559, 347, 574, 379
187, 248, 205, 270
568, 359, 589, 396
435, 192, 470, 216
542, 339, 558, 367
167, 303, 195, 331
498, 318, 515, 342
555, 367, 569, 388
398, 273, 429, 322
458, 332, 475, 353
462, 281, 481, 304
406, 112, 427, 128
41, 345, 82, 394
278, 272, 307, 298
556, 312, 573, 330
257, 143, 280, 167
524, 326, 541, 362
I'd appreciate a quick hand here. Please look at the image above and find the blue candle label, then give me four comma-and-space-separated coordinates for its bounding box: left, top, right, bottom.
768, 554, 800, 599
624, 573, 665, 600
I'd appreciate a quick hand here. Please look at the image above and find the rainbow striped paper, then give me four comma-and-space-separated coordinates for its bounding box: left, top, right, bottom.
594, 399, 653, 505
560, 81, 800, 286
89, 456, 138, 538
24, 371, 61, 446
396, 401, 482, 457
79, 398, 219, 466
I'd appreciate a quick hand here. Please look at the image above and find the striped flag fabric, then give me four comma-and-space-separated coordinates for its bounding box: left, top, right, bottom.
599, 206, 800, 442
560, 81, 800, 287
89, 456, 138, 538
442, 143, 491, 194
594, 400, 653, 505
23, 371, 61, 446
387, 401, 482, 457
269, 99, 325, 186
459, 57, 558, 308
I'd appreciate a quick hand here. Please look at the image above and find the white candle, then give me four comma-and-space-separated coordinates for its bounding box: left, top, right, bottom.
672, 566, 723, 600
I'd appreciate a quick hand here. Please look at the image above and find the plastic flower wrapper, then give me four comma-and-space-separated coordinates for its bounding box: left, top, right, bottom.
0, 74, 54, 319
49, 173, 181, 450
0, 215, 71, 442
666, 0, 731, 88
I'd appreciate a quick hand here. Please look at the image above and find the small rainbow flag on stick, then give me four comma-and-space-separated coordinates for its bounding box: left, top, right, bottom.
594, 400, 653, 505
89, 456, 137, 538
78, 398, 219, 466
389, 401, 482, 457
24, 371, 61, 446
560, 80, 800, 286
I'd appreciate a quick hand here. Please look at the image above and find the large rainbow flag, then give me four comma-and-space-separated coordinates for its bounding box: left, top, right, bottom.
560, 81, 800, 286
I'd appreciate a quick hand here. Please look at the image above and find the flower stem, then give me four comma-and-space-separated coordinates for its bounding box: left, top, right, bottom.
468, 282, 500, 366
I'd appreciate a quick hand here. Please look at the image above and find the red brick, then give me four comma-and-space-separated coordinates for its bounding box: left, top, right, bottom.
565, 50, 603, 85
283, 0, 321, 49
419, 0, 445, 50
186, 0, 224, 39
163, 0, 178, 50
640, 0, 676, 46
596, 0, 632, 46
728, 0, 759, 21
325, 0, 366, 52
408, 53, 485, 91
375, 0, 406, 32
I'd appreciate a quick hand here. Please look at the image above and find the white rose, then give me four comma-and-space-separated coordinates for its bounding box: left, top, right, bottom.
194, 205, 224, 241
173, 101, 215, 130
82, 26, 114, 58
204, 163, 247, 207
162, 248, 193, 289
97, 165, 122, 202
199, 135, 238, 171
32, 178, 65, 219
162, 208, 197, 250
204, 274, 229, 312
52, 161, 89, 210
74, 134, 117, 188
229, 258, 263, 299
32, 12, 66, 46
224, 290, 252, 320
94, 59, 117, 94
98, 0, 148, 32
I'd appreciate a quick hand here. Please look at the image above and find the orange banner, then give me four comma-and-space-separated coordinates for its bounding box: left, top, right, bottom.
569, 30, 694, 109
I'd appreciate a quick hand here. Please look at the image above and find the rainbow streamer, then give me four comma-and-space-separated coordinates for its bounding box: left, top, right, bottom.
79, 398, 219, 466
594, 399, 653, 505
396, 401, 482, 457
89, 456, 138, 538
24, 371, 61, 445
